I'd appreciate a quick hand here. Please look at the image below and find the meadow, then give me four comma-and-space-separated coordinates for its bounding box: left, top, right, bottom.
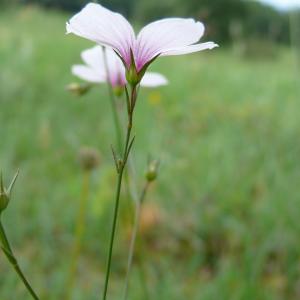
1, 5, 300, 300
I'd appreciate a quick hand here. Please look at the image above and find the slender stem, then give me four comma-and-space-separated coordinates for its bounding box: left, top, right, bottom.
103, 48, 137, 225
101, 85, 137, 300
0, 220, 40, 300
0, 220, 12, 252
102, 50, 139, 205
102, 74, 133, 205
102, 52, 151, 299
123, 181, 150, 300
65, 170, 90, 299
101, 165, 124, 300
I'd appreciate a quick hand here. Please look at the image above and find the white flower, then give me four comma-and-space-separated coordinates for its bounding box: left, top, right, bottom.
67, 3, 218, 78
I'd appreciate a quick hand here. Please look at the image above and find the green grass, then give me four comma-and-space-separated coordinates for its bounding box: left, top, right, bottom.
1, 5, 300, 300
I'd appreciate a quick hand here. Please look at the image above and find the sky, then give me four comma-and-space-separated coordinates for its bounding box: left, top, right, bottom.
257, 0, 300, 10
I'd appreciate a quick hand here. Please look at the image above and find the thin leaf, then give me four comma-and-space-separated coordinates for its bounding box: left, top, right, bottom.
7, 169, 19, 195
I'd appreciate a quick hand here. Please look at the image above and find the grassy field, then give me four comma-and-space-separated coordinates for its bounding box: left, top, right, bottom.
1, 5, 300, 300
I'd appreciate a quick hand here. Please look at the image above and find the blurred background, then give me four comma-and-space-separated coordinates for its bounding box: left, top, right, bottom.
1, 0, 300, 299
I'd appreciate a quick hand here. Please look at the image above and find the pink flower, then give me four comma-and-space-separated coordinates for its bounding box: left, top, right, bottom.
72, 46, 168, 88
66, 3, 218, 80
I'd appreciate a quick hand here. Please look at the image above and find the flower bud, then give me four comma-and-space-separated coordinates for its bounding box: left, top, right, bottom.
145, 160, 160, 182
113, 86, 124, 97
0, 171, 19, 214
0, 177, 9, 213
78, 147, 101, 171
66, 83, 92, 96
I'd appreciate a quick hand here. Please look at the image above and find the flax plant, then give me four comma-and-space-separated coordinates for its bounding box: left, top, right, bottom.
67, 3, 217, 299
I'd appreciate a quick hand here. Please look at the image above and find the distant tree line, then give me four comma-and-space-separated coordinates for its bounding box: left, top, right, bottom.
0, 0, 295, 44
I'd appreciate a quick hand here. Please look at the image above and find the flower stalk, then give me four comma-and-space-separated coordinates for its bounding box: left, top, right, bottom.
102, 84, 138, 300
0, 221, 39, 300
0, 171, 40, 300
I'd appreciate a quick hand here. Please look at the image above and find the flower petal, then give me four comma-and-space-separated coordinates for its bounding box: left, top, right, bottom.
160, 42, 219, 56
72, 65, 105, 83
81, 46, 106, 72
135, 18, 205, 71
140, 72, 168, 87
103, 47, 127, 86
66, 3, 135, 67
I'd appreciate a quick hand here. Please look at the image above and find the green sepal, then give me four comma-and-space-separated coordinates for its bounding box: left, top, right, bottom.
137, 54, 160, 82
126, 49, 139, 86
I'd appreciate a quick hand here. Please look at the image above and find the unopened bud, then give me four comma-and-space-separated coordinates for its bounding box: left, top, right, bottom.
0, 178, 9, 212
66, 83, 92, 96
113, 86, 124, 97
0, 171, 19, 213
78, 147, 101, 171
146, 160, 160, 182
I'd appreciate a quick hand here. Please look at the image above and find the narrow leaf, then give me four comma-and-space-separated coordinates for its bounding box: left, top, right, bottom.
110, 145, 120, 173
7, 169, 19, 195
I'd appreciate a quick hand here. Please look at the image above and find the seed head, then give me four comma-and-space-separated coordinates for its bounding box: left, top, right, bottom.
78, 147, 101, 171
66, 82, 92, 96
145, 160, 160, 182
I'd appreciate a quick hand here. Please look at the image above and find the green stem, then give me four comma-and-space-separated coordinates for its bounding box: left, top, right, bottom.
103, 47, 136, 228
101, 85, 137, 300
102, 49, 139, 206
0, 220, 40, 300
123, 181, 150, 300
103, 51, 152, 299
0, 220, 12, 252
65, 170, 90, 299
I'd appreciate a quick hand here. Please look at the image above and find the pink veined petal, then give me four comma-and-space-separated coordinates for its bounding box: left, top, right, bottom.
72, 65, 106, 83
103, 47, 127, 86
160, 42, 219, 56
66, 3, 135, 68
140, 72, 168, 87
135, 18, 205, 71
